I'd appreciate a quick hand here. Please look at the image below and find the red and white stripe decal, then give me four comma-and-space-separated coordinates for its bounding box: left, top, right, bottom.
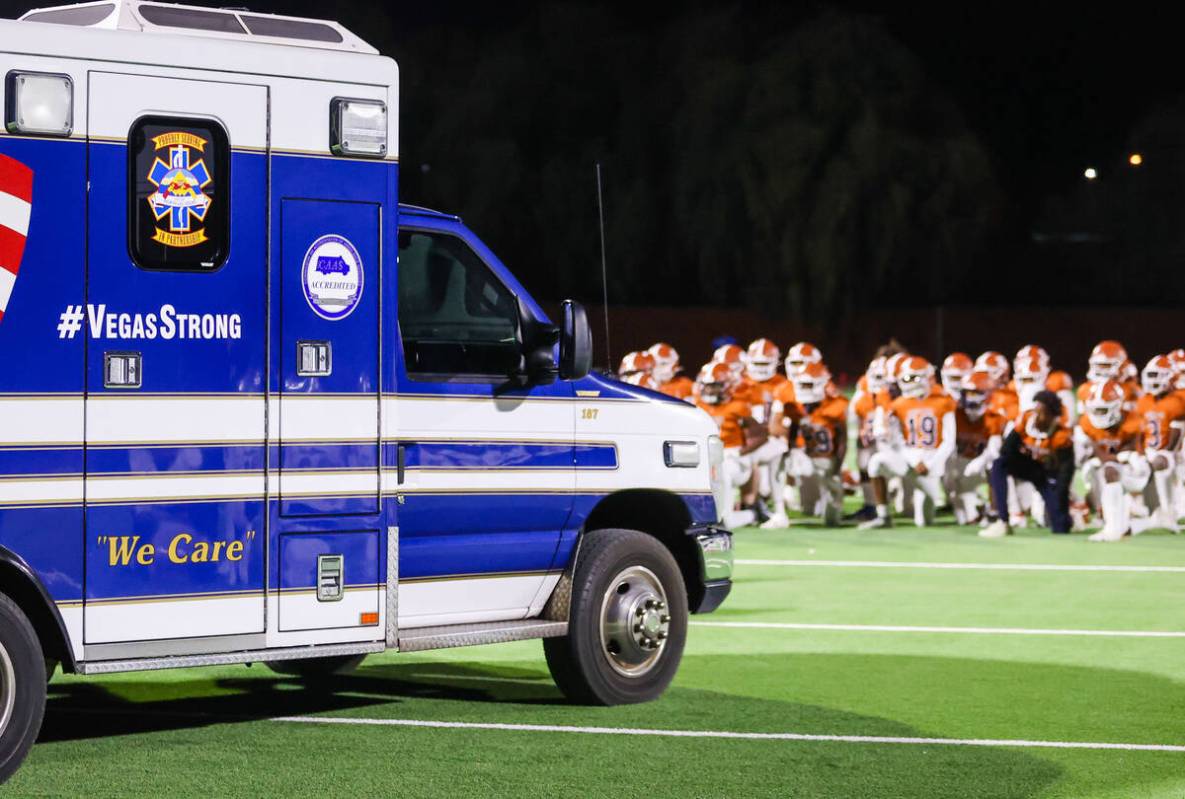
0, 154, 34, 321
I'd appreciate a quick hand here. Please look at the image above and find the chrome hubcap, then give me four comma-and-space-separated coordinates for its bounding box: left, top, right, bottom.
0, 641, 15, 737
599, 565, 670, 677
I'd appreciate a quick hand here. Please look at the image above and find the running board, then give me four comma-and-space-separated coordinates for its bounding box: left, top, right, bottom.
77, 641, 386, 675
398, 619, 568, 653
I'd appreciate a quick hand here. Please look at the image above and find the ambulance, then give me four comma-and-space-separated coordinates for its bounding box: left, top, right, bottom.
0, 0, 733, 779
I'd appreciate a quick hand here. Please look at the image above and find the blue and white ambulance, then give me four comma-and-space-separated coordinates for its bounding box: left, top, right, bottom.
0, 0, 733, 779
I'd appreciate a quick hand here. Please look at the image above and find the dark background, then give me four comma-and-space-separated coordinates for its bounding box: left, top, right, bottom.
13, 1, 1184, 370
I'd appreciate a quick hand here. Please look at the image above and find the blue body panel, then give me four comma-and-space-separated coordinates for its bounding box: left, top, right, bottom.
0, 125, 709, 644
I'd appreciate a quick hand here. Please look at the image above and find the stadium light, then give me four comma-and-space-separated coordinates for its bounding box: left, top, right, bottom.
1129, 153, 1143, 166
1084, 167, 1098, 180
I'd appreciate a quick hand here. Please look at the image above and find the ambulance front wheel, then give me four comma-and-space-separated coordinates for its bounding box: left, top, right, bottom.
544, 528, 687, 705
0, 592, 46, 784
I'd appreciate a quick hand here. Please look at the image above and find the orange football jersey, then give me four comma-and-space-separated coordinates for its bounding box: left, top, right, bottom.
697, 399, 752, 449
1015, 409, 1073, 459
787, 395, 849, 457
1134, 392, 1185, 451
1046, 370, 1073, 393
988, 387, 1019, 423
659, 375, 694, 400
851, 391, 882, 448
888, 393, 957, 450
1077, 412, 1142, 455
742, 374, 788, 414
955, 408, 1006, 459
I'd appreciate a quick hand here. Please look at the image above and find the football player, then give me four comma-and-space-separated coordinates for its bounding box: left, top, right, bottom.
784, 342, 823, 377
949, 370, 1007, 525
849, 356, 890, 519
1016, 345, 1075, 421
861, 356, 957, 528
712, 343, 747, 390
649, 342, 694, 400
981, 391, 1075, 538
1074, 380, 1144, 542
940, 353, 974, 400
1078, 340, 1128, 415
766, 362, 848, 527
976, 351, 1018, 421
1130, 355, 1185, 532
693, 361, 762, 527
740, 338, 789, 522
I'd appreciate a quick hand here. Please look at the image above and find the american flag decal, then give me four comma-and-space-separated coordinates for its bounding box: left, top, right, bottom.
0, 154, 33, 322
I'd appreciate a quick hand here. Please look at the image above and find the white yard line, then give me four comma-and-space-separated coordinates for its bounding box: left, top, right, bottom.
736, 559, 1185, 573
690, 621, 1185, 638
271, 715, 1185, 752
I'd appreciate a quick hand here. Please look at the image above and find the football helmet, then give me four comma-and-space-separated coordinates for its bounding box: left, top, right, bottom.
941, 352, 973, 397
623, 371, 657, 390
897, 355, 934, 400
1014, 355, 1050, 410
1121, 359, 1138, 384
974, 351, 1010, 387
865, 357, 888, 395
1015, 344, 1050, 372
960, 371, 994, 421
1168, 349, 1185, 390
1084, 380, 1124, 430
694, 361, 733, 405
648, 342, 681, 384
793, 362, 831, 405
618, 350, 655, 378
784, 342, 823, 376
712, 344, 746, 382
1087, 340, 1127, 383
745, 338, 781, 382
1142, 354, 1174, 397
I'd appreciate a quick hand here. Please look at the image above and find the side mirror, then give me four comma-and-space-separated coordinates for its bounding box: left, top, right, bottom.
518, 298, 559, 386
559, 299, 593, 380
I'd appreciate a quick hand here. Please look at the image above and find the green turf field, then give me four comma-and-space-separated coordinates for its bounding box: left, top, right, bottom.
10, 520, 1185, 798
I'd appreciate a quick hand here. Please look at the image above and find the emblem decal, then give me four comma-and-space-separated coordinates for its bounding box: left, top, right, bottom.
301, 234, 364, 321
0, 153, 33, 322
146, 131, 213, 248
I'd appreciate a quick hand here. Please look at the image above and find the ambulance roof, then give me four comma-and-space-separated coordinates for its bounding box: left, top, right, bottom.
17, 0, 376, 54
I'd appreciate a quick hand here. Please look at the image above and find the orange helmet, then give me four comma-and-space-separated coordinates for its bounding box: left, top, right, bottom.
1087, 340, 1127, 383
648, 342, 681, 384
712, 344, 746, 382
865, 356, 888, 394
745, 338, 781, 382
1015, 345, 1050, 373
618, 350, 656, 378
1084, 380, 1125, 429
784, 342, 823, 376
897, 356, 935, 399
974, 351, 1010, 386
623, 371, 657, 390
884, 352, 910, 381
1014, 355, 1050, 390
1167, 348, 1185, 390
1142, 354, 1174, 396
792, 362, 831, 405
694, 361, 733, 405
961, 370, 995, 420
941, 352, 973, 396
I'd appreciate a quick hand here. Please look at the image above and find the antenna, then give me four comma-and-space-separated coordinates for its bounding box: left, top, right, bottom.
595, 162, 612, 370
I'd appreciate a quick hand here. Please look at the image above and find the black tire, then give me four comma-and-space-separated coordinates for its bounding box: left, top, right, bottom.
544, 528, 687, 705
265, 654, 366, 681
0, 592, 47, 784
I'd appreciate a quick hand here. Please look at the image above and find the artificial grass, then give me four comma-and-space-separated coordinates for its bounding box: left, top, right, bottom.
9, 522, 1185, 798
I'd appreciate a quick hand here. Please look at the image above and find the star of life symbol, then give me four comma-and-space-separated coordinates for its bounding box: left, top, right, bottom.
146, 132, 212, 248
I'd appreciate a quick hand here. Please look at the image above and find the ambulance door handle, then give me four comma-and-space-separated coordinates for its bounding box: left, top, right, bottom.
396, 444, 406, 485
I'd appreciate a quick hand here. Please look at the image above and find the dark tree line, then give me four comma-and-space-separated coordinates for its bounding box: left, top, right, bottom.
391, 5, 1003, 326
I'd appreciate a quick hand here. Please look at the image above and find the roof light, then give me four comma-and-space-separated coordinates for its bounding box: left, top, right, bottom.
330, 98, 387, 158
1084, 167, 1098, 180
5, 71, 73, 137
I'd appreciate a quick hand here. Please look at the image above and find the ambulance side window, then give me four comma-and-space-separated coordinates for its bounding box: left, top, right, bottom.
397, 229, 520, 379
128, 116, 230, 272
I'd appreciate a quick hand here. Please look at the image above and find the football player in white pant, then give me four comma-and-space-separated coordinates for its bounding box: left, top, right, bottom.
860, 356, 957, 529
1129, 355, 1185, 533
1074, 380, 1144, 542
693, 362, 761, 528
740, 338, 790, 523
849, 357, 890, 520
765, 362, 848, 527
